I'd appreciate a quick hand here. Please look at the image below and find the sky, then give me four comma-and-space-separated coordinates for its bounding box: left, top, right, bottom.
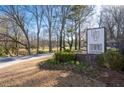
91, 5, 101, 28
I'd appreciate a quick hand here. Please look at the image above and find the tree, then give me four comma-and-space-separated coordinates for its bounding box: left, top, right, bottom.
100, 6, 124, 52
59, 6, 70, 51
0, 5, 32, 55
44, 5, 55, 52
0, 5, 95, 56
10, 22, 22, 56
0, 15, 24, 56
25, 6, 44, 54
66, 28, 74, 50
99, 7, 116, 41
68, 5, 94, 50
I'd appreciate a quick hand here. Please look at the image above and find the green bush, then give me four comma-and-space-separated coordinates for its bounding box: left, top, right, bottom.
45, 59, 60, 65
63, 49, 72, 52
97, 50, 124, 71
39, 59, 59, 67
38, 50, 48, 54
39, 59, 79, 71
55, 52, 75, 63
107, 48, 118, 52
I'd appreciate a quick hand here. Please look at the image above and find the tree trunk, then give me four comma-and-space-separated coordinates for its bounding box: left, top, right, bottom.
16, 42, 19, 56
60, 29, 63, 51
20, 26, 31, 55
69, 44, 72, 50
60, 20, 65, 51
37, 32, 40, 54
117, 24, 120, 52
25, 33, 31, 55
49, 26, 52, 53
57, 35, 59, 52
63, 30, 66, 50
27, 41, 31, 55
36, 17, 40, 54
78, 20, 81, 50
75, 20, 77, 50
15, 37, 19, 56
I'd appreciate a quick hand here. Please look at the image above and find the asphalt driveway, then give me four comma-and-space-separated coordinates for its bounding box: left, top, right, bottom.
0, 53, 54, 69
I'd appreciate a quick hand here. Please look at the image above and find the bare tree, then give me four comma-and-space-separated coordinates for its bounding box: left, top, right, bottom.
25, 6, 44, 54
68, 5, 94, 50
59, 6, 70, 51
66, 28, 74, 50
44, 5, 55, 52
100, 5, 124, 53
0, 5, 32, 55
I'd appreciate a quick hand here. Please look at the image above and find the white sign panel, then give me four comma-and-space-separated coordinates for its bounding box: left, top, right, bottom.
87, 28, 105, 54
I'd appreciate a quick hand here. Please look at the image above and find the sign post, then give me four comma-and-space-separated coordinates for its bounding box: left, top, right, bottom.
87, 27, 105, 54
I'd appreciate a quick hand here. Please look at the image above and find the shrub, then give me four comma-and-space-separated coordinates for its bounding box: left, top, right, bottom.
55, 52, 75, 63
63, 49, 72, 52
38, 59, 60, 69
45, 59, 60, 65
39, 59, 59, 67
39, 58, 75, 69
38, 50, 48, 54
97, 50, 124, 71
107, 48, 118, 52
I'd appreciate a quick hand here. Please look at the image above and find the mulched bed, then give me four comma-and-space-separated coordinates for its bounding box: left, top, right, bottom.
40, 62, 124, 87
97, 70, 124, 87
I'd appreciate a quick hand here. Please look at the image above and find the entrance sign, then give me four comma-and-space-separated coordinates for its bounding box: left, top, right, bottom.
87, 28, 105, 54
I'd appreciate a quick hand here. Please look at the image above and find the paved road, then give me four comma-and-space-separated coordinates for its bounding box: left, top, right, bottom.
0, 53, 54, 69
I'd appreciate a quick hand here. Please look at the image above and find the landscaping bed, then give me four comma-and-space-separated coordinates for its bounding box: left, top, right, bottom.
39, 60, 124, 87
97, 70, 124, 87
39, 50, 124, 87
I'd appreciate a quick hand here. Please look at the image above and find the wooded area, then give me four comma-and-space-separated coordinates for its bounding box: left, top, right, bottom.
0, 5, 124, 56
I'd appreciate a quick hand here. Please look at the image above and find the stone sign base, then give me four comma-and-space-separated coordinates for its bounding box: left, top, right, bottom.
75, 53, 100, 65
